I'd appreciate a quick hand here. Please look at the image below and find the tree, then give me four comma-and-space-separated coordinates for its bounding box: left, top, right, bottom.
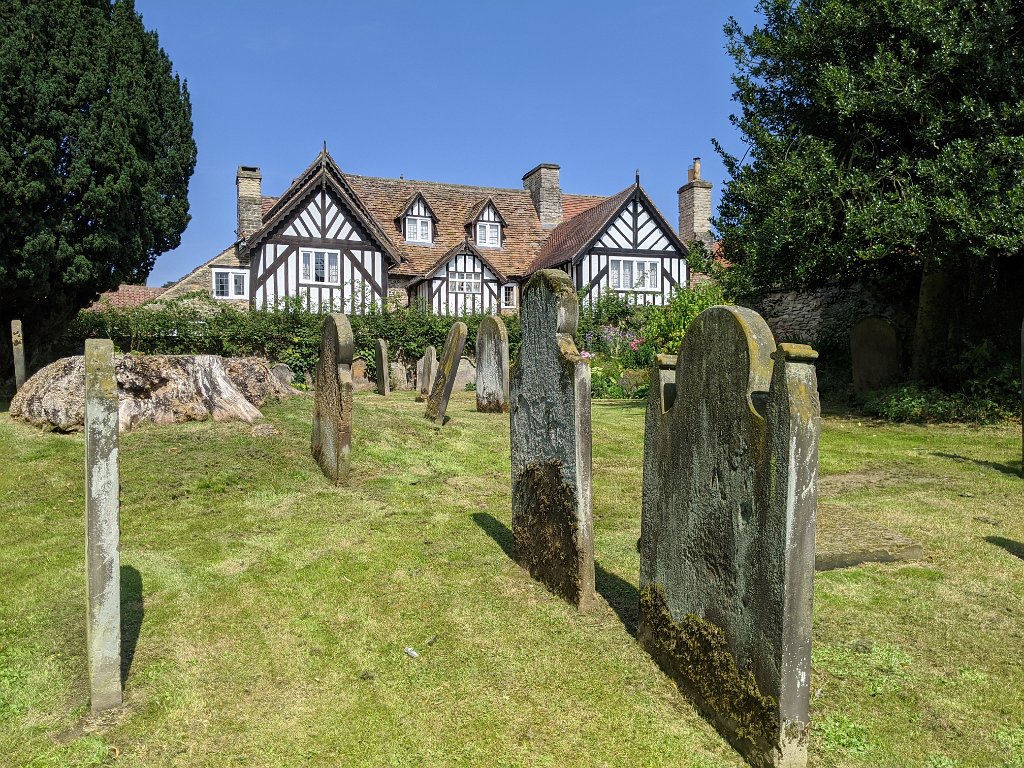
713, 0, 1024, 383
0, 0, 195, 375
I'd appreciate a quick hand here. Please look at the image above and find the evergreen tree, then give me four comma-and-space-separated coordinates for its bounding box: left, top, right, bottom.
713, 0, 1024, 382
0, 0, 195, 374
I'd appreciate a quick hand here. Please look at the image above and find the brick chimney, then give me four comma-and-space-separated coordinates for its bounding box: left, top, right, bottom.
522, 163, 562, 229
236, 166, 262, 240
677, 157, 713, 247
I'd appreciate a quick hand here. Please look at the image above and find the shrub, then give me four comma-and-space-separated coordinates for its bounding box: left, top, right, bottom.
641, 281, 728, 355
862, 383, 1014, 424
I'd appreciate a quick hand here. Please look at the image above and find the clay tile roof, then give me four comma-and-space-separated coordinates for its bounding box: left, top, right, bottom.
345, 175, 550, 278
530, 185, 636, 272
88, 284, 165, 310
260, 196, 277, 217
562, 194, 606, 221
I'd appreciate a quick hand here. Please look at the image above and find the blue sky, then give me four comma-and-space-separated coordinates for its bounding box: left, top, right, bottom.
136, 1, 763, 287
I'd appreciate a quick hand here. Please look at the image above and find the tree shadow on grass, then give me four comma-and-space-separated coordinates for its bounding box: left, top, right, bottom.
121, 566, 144, 684
931, 452, 1021, 477
471, 512, 639, 636
986, 536, 1024, 562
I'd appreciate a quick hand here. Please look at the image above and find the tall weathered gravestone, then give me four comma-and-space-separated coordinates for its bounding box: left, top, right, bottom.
510, 270, 595, 609
84, 339, 122, 713
850, 315, 900, 395
476, 316, 509, 413
639, 305, 819, 768
416, 346, 437, 402
375, 338, 390, 396
425, 323, 467, 425
11, 319, 26, 391
311, 314, 354, 484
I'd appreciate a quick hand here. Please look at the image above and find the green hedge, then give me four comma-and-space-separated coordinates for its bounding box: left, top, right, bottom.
64, 294, 521, 381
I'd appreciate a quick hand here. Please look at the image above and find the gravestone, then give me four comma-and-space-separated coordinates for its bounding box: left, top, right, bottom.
311, 314, 354, 484
510, 270, 595, 610
850, 315, 900, 395
425, 323, 467, 425
476, 316, 509, 413
11, 319, 26, 391
375, 338, 390, 396
416, 346, 437, 402
639, 305, 819, 768
84, 339, 122, 713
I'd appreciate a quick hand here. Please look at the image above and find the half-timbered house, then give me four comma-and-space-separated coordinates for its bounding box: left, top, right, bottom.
162, 148, 714, 314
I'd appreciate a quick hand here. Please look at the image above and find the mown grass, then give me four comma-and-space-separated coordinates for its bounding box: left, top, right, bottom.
0, 392, 1021, 767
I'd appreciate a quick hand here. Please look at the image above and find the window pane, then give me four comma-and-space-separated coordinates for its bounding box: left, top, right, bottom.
302, 252, 311, 280
610, 260, 620, 289
233, 274, 245, 296
649, 262, 659, 288
215, 272, 229, 297
477, 223, 486, 245
623, 261, 633, 289
420, 219, 429, 241
315, 251, 325, 282
488, 224, 499, 247
328, 253, 338, 283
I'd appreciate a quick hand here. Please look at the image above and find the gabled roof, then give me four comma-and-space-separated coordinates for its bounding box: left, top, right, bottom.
412, 238, 509, 287
464, 197, 508, 227
87, 284, 166, 311
244, 149, 403, 266
397, 191, 438, 222
531, 183, 689, 272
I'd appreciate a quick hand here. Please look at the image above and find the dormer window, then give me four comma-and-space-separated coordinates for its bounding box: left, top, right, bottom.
477, 222, 500, 248
406, 216, 431, 244
400, 193, 436, 245
470, 199, 506, 249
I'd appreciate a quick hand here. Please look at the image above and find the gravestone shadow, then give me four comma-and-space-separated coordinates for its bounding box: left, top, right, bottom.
471, 512, 639, 635
986, 536, 1024, 562
931, 452, 1020, 477
120, 565, 144, 684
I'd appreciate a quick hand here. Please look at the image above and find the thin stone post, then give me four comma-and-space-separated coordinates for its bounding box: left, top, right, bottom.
416, 345, 437, 403
425, 323, 467, 425
11, 319, 26, 391
312, 314, 354, 484
375, 338, 390, 396
84, 339, 122, 713
639, 306, 819, 768
475, 316, 509, 413
509, 270, 595, 609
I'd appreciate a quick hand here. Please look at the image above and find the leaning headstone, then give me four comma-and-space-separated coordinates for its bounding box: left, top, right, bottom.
476, 316, 510, 413
311, 314, 354, 485
509, 270, 595, 609
374, 338, 390, 396
416, 346, 437, 402
425, 323, 467, 425
850, 315, 900, 395
11, 319, 26, 391
84, 339, 122, 713
639, 305, 819, 768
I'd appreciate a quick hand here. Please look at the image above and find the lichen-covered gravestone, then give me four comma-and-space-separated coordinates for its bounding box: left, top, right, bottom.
416, 346, 437, 403
425, 323, 467, 425
11, 319, 26, 391
375, 338, 390, 396
475, 316, 509, 413
311, 314, 354, 484
639, 305, 819, 768
509, 270, 595, 609
84, 339, 122, 713
850, 315, 900, 395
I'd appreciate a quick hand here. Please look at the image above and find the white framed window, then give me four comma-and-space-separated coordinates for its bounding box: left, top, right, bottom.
501, 283, 517, 308
301, 250, 341, 285
212, 269, 248, 299
449, 271, 482, 294
476, 222, 500, 248
406, 216, 432, 244
609, 258, 660, 291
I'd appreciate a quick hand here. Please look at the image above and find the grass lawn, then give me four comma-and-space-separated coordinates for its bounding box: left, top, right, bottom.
1, 391, 1022, 768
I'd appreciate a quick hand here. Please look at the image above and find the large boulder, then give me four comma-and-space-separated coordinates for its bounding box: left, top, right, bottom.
10, 354, 295, 432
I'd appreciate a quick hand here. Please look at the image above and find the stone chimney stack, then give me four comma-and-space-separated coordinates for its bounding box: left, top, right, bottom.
236, 166, 263, 240
522, 163, 562, 229
678, 157, 713, 247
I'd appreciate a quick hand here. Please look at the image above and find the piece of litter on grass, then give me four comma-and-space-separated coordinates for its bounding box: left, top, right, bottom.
404, 647, 419, 659
426, 635, 438, 646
